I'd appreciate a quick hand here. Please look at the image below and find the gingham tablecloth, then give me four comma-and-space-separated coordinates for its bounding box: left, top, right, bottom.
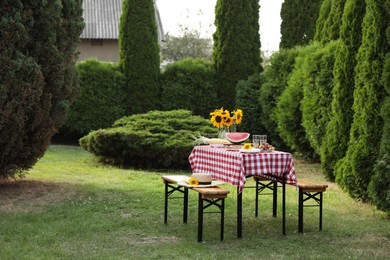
188, 146, 297, 193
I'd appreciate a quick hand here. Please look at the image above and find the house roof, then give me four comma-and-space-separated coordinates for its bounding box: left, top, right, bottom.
80, 0, 165, 41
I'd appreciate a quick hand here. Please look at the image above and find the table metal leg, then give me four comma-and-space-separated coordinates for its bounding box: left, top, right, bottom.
198, 193, 203, 242
184, 187, 188, 223
273, 181, 278, 217
237, 186, 242, 238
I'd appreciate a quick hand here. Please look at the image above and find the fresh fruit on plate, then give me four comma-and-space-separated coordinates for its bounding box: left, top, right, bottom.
261, 143, 275, 151
226, 132, 250, 144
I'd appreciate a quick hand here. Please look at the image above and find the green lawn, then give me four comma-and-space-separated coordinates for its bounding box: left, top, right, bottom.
0, 145, 388, 259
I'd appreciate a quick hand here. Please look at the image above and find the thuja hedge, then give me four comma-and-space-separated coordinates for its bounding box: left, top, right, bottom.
61, 59, 126, 138
79, 110, 217, 170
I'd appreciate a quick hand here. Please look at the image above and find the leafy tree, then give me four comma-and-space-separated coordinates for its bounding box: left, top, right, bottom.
280, 0, 324, 49
119, 0, 160, 114
213, 0, 262, 109
0, 0, 83, 178
314, 0, 346, 43
335, 0, 388, 201
160, 28, 212, 64
260, 48, 299, 149
320, 0, 366, 180
301, 41, 338, 155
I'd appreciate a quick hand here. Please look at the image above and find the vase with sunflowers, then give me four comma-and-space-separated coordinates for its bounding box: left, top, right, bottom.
210, 108, 243, 139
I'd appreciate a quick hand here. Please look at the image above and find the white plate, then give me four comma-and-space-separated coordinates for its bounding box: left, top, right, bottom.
177, 180, 226, 188
239, 148, 261, 153
210, 144, 225, 148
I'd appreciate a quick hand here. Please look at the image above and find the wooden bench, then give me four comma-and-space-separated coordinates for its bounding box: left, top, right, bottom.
162, 175, 189, 224
253, 175, 328, 233
162, 175, 229, 242
192, 186, 229, 242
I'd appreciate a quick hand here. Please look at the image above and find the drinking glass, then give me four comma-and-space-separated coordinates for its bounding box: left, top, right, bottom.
259, 135, 267, 146
252, 135, 261, 148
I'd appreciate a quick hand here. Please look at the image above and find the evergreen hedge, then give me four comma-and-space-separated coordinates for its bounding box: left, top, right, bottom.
61, 60, 126, 138
335, 0, 388, 201
260, 48, 299, 150
314, 0, 346, 43
0, 0, 83, 177
79, 110, 217, 170
301, 41, 338, 155
320, 0, 365, 180
273, 43, 321, 160
160, 58, 217, 118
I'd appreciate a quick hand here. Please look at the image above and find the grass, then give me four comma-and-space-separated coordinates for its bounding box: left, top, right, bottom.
0, 145, 389, 259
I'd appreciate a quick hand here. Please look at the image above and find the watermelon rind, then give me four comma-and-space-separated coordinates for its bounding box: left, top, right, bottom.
226, 132, 250, 144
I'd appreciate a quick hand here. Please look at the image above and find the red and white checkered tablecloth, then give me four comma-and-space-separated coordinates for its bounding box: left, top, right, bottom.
188, 146, 297, 193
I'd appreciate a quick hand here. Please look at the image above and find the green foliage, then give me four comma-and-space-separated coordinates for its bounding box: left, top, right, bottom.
280, 0, 323, 49
320, 0, 365, 180
119, 0, 160, 114
160, 58, 217, 118
213, 0, 262, 108
335, 0, 388, 200
0, 0, 84, 178
273, 43, 321, 160
79, 110, 216, 169
301, 41, 338, 155
235, 73, 265, 135
260, 48, 300, 149
61, 60, 126, 138
160, 29, 212, 63
314, 0, 346, 43
368, 7, 390, 212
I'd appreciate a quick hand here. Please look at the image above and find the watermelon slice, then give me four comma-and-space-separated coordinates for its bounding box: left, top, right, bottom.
226, 132, 250, 144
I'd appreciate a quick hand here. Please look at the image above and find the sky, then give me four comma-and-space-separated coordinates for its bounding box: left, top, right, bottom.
155, 0, 284, 52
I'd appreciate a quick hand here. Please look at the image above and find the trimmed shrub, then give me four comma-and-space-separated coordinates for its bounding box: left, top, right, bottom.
61, 60, 126, 138
301, 41, 338, 155
260, 48, 299, 150
273, 43, 321, 160
79, 110, 217, 170
314, 0, 346, 43
235, 73, 266, 135
160, 58, 217, 118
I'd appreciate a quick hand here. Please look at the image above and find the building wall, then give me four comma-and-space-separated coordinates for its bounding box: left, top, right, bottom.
77, 39, 119, 62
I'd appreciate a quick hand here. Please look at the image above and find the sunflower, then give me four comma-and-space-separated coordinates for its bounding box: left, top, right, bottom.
234, 109, 243, 124
243, 143, 252, 150
210, 108, 225, 128
224, 116, 234, 127
188, 177, 199, 186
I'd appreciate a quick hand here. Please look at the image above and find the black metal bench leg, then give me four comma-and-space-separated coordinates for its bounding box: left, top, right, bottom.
184, 188, 188, 223
221, 198, 225, 241
164, 182, 168, 224
298, 190, 303, 233
198, 193, 203, 242
319, 192, 323, 231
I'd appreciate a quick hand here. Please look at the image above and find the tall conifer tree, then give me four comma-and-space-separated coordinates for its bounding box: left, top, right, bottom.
280, 0, 323, 49
213, 0, 262, 109
321, 0, 366, 180
119, 0, 160, 114
334, 0, 388, 200
0, 0, 84, 177
314, 0, 346, 42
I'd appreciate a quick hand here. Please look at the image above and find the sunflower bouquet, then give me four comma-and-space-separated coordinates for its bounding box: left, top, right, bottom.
210, 107, 243, 129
